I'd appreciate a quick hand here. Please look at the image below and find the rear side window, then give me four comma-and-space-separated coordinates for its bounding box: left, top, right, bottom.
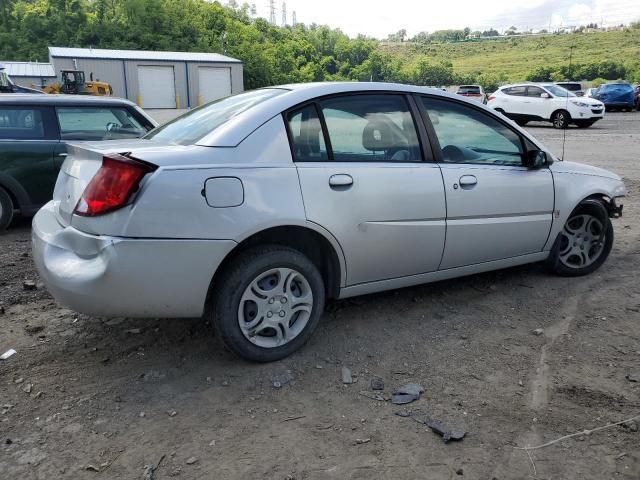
56, 107, 148, 141
422, 97, 523, 166
0, 107, 50, 140
503, 86, 526, 96
286, 105, 328, 162
318, 94, 422, 162
146, 88, 286, 145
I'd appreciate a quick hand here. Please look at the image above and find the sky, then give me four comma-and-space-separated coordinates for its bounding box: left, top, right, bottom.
255, 0, 640, 38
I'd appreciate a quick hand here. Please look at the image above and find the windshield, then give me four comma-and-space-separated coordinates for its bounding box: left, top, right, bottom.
146, 88, 287, 145
542, 84, 576, 97
458, 86, 481, 94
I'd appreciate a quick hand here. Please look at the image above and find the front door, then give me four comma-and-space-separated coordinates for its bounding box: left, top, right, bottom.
288, 94, 447, 286
419, 96, 554, 269
0, 106, 58, 211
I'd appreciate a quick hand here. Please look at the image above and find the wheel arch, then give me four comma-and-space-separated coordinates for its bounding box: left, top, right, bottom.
0, 172, 31, 214
551, 108, 571, 120
205, 224, 346, 313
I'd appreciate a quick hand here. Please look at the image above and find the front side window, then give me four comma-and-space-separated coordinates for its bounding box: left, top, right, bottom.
319, 94, 422, 162
526, 86, 545, 97
286, 104, 328, 162
0, 107, 46, 140
56, 107, 148, 140
422, 97, 524, 166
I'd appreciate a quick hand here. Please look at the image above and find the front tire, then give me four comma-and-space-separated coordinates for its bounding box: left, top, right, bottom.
552, 110, 570, 129
546, 204, 613, 277
211, 245, 325, 362
0, 187, 14, 231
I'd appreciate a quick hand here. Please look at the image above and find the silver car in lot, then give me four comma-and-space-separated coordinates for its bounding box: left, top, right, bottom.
32, 82, 626, 361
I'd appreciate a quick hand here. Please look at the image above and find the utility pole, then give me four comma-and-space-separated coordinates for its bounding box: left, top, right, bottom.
292, 10, 297, 26
269, 0, 276, 24
282, 2, 287, 26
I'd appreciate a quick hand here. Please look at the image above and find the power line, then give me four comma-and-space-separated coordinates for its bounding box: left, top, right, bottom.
282, 1, 287, 26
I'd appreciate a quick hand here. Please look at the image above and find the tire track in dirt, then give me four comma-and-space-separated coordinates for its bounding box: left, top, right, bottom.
491, 244, 637, 478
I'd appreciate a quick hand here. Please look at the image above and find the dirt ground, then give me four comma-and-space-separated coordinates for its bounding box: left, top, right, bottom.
1, 113, 639, 480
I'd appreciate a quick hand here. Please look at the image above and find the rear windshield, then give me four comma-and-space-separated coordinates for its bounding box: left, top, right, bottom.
599, 83, 633, 92
458, 86, 481, 94
145, 88, 287, 145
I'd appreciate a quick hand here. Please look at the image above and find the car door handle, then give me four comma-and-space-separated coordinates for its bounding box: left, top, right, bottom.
459, 175, 477, 187
329, 174, 353, 188
56, 153, 68, 157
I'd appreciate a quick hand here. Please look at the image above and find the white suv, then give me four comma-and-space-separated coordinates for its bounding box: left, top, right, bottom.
488, 83, 605, 129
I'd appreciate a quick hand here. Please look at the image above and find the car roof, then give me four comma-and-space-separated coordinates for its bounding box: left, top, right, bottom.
0, 93, 138, 107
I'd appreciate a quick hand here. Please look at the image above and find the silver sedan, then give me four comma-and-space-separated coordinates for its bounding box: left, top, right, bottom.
32, 82, 626, 361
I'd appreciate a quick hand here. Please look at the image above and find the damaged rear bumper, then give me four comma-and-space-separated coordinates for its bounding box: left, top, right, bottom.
32, 202, 236, 318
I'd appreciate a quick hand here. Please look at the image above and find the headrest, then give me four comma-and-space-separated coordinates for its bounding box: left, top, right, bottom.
362, 114, 406, 151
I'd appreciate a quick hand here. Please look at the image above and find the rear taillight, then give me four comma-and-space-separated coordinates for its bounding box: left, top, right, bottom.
487, 95, 495, 101
74, 154, 156, 217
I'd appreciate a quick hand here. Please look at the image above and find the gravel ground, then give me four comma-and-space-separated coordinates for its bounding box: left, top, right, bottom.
1, 113, 639, 479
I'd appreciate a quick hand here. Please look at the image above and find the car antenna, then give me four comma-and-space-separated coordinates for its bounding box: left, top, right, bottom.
561, 44, 575, 161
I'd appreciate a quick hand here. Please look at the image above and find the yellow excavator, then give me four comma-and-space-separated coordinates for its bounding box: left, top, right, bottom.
43, 70, 112, 96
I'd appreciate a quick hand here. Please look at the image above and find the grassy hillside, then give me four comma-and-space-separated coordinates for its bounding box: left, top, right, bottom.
380, 29, 640, 82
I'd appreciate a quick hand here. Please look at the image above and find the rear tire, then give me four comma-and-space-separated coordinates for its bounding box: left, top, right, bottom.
551, 110, 570, 129
546, 203, 613, 277
211, 245, 325, 362
0, 187, 14, 231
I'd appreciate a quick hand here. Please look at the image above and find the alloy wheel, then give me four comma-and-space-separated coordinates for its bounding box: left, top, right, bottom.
238, 268, 314, 348
558, 214, 605, 269
553, 111, 567, 128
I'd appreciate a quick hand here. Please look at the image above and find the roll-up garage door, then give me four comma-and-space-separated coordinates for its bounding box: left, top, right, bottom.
137, 65, 176, 108
198, 67, 232, 105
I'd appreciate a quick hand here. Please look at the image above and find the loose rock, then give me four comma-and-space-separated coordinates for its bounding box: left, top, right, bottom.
391, 383, 424, 405
533, 328, 544, 336
341, 367, 353, 384
25, 325, 44, 335
22, 280, 37, 291
23, 383, 33, 394
370, 378, 384, 391
625, 373, 639, 382
186, 456, 198, 465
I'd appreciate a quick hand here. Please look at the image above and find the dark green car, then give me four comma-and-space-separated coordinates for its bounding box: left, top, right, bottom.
0, 94, 157, 229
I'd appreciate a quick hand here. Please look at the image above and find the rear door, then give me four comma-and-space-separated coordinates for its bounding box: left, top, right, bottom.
418, 96, 554, 269
290, 93, 447, 286
499, 86, 528, 116
0, 105, 59, 210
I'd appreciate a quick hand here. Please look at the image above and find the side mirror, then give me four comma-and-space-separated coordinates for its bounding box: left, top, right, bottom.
540, 92, 550, 99
524, 150, 548, 169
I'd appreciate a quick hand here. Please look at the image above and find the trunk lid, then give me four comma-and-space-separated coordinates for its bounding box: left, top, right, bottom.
52, 139, 228, 228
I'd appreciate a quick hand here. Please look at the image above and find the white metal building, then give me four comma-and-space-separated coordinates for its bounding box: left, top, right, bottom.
48, 47, 244, 109
0, 61, 56, 89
